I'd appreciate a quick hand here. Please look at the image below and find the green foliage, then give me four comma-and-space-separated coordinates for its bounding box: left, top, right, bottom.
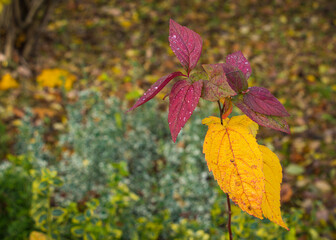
229, 206, 302, 240
0, 91, 325, 239
30, 168, 65, 239
169, 219, 211, 240
0, 121, 9, 159
0, 155, 34, 240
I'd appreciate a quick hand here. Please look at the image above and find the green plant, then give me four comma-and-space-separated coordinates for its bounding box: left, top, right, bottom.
0, 155, 34, 240
0, 120, 9, 158
30, 168, 65, 239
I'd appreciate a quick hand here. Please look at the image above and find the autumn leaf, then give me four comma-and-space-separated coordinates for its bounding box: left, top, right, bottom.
128, 71, 184, 112
227, 115, 259, 137
37, 68, 76, 90
201, 64, 236, 101
259, 145, 289, 230
226, 51, 252, 79
169, 19, 203, 75
202, 116, 265, 218
0, 73, 19, 90
244, 87, 290, 117
169, 80, 203, 142
233, 95, 290, 134
222, 63, 248, 93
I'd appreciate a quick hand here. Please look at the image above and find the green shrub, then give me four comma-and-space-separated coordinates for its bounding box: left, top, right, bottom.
0, 155, 34, 240
1, 89, 306, 239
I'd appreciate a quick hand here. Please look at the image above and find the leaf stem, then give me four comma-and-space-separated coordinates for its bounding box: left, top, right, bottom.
217, 100, 224, 125
217, 100, 233, 240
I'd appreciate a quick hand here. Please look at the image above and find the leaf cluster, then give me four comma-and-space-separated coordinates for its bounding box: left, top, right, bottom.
129, 19, 290, 142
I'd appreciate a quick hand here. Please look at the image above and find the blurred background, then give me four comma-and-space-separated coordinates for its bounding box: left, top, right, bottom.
0, 0, 335, 239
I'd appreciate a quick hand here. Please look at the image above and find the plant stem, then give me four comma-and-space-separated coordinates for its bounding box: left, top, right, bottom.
217, 100, 233, 240
226, 193, 233, 240
217, 101, 224, 125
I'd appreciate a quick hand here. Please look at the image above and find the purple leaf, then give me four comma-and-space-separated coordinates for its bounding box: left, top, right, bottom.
226, 51, 252, 79
128, 72, 184, 112
222, 63, 248, 93
168, 79, 203, 142
169, 19, 203, 75
201, 64, 236, 101
233, 95, 290, 134
244, 87, 290, 117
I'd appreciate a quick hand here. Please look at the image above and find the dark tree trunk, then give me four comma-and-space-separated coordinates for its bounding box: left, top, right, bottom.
0, 0, 54, 62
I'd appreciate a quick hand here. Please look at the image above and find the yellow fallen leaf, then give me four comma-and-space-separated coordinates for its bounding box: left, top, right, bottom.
306, 74, 316, 83
259, 145, 288, 230
202, 116, 264, 219
0, 73, 19, 90
37, 68, 76, 90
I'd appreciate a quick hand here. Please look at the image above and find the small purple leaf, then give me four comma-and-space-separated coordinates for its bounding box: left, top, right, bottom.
226, 51, 252, 79
244, 87, 290, 117
222, 63, 248, 93
128, 72, 184, 112
168, 79, 203, 142
169, 19, 203, 75
233, 95, 290, 134
201, 64, 236, 101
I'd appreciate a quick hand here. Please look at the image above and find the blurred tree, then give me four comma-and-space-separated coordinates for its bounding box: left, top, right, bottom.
0, 0, 54, 61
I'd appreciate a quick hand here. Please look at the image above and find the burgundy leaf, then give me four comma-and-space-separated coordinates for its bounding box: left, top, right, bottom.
244, 87, 290, 117
233, 95, 290, 134
201, 64, 236, 101
222, 63, 248, 93
169, 19, 203, 75
128, 72, 184, 112
226, 51, 252, 79
168, 80, 203, 142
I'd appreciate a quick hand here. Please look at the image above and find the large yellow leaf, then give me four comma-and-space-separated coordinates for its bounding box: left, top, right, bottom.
202, 115, 258, 136
227, 115, 259, 137
259, 145, 289, 230
202, 116, 264, 219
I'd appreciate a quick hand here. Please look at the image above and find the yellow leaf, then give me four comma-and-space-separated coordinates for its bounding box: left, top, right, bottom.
203, 116, 264, 219
259, 145, 289, 230
36, 68, 76, 90
0, 73, 19, 90
227, 115, 259, 137
306, 74, 316, 83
